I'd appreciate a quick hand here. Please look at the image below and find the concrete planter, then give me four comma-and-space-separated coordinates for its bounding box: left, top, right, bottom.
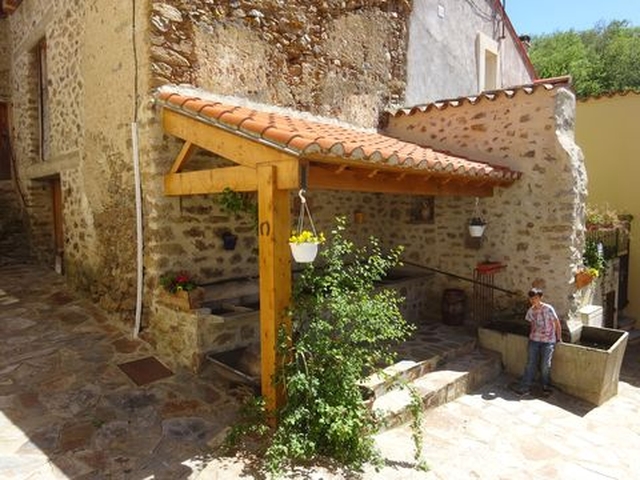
478, 323, 628, 405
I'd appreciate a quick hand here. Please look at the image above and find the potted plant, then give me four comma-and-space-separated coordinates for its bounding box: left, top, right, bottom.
576, 239, 606, 289
575, 267, 600, 289
221, 231, 238, 250
468, 217, 487, 237
289, 230, 325, 263
159, 271, 204, 310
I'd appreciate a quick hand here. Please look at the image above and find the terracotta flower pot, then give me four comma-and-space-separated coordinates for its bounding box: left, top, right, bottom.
575, 271, 596, 289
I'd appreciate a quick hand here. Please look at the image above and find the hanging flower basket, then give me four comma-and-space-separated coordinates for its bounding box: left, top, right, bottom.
468, 223, 486, 237
289, 230, 325, 263
289, 189, 324, 263
468, 198, 487, 237
290, 241, 319, 263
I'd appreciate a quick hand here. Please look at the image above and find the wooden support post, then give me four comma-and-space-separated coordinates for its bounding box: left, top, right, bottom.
257, 164, 292, 419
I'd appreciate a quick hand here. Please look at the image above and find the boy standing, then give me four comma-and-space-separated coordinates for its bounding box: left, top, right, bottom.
511, 288, 563, 396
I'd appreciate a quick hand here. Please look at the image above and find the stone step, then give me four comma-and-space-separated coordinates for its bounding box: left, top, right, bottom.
617, 315, 637, 331
371, 348, 502, 430
628, 329, 640, 344
363, 333, 477, 399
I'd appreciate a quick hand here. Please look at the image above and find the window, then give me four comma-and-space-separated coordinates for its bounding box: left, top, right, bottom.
35, 37, 49, 161
476, 32, 500, 92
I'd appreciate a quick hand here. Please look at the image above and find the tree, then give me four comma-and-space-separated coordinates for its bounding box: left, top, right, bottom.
528, 20, 640, 98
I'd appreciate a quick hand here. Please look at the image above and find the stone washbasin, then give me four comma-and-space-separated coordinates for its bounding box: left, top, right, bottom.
478, 322, 628, 405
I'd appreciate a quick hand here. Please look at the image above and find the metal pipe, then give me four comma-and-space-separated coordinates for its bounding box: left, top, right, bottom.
402, 260, 518, 295
132, 122, 144, 338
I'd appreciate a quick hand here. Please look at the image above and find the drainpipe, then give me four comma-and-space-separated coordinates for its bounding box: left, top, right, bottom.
132, 122, 144, 338
131, 0, 143, 338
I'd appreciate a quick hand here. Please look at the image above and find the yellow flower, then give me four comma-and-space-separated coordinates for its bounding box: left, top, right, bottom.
289, 230, 325, 244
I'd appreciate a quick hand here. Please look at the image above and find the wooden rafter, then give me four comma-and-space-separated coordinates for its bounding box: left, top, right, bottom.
308, 163, 494, 197
169, 141, 196, 174
163, 109, 296, 169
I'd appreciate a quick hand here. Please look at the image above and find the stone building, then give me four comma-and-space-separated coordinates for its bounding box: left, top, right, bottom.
1, 0, 587, 372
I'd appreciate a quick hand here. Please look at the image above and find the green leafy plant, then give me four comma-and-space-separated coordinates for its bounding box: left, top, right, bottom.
217, 187, 258, 227
225, 217, 421, 476
583, 239, 606, 276
271, 217, 414, 474
159, 271, 197, 293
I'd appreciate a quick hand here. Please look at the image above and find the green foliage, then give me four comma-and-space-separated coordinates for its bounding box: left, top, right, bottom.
583, 239, 606, 275
226, 217, 418, 477
406, 384, 429, 472
529, 20, 640, 97
267, 217, 414, 473
217, 187, 258, 227
159, 271, 197, 293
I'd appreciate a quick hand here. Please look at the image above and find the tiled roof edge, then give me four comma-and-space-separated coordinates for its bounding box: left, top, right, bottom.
155, 85, 378, 134
578, 89, 640, 102
386, 77, 572, 118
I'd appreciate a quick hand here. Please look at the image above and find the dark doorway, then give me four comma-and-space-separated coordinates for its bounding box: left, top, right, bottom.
51, 177, 64, 273
0, 102, 11, 180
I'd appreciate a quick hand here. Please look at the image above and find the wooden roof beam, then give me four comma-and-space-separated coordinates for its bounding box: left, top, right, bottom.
164, 159, 300, 196
162, 109, 297, 169
308, 164, 493, 197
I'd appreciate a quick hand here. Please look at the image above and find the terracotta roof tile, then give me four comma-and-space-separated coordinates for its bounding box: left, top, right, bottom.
387, 77, 572, 118
156, 87, 522, 183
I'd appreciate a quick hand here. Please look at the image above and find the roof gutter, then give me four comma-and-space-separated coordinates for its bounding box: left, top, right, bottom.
493, 0, 538, 80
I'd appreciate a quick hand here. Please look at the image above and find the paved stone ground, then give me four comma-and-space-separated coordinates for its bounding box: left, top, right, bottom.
2, 261, 640, 479
0, 263, 251, 479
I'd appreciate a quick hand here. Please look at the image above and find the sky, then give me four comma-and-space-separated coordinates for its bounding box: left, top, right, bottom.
504, 0, 640, 36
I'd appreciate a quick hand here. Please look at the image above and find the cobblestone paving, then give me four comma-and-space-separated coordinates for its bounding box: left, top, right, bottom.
0, 263, 249, 479
2, 262, 640, 479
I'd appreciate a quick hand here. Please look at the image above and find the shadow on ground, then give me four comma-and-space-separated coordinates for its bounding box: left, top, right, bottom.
0, 262, 252, 479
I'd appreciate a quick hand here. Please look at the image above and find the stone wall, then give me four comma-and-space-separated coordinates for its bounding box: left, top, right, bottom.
149, 0, 410, 128
0, 181, 31, 264
382, 87, 587, 320
7, 0, 142, 319
5, 0, 564, 340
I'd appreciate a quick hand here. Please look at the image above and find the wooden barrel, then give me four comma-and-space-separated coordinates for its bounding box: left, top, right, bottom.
441, 288, 466, 325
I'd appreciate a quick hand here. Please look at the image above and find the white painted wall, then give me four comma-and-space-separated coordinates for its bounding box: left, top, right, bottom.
405, 0, 534, 105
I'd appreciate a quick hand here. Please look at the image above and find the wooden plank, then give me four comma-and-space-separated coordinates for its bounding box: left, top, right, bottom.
257, 164, 292, 419
308, 165, 494, 197
163, 109, 297, 168
164, 166, 257, 195
169, 141, 196, 174
164, 160, 300, 196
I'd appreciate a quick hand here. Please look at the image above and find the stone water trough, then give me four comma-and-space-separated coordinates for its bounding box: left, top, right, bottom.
478, 322, 628, 405
204, 265, 434, 387
153, 265, 434, 382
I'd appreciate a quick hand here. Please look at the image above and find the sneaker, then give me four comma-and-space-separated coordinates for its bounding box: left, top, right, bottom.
509, 383, 530, 396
